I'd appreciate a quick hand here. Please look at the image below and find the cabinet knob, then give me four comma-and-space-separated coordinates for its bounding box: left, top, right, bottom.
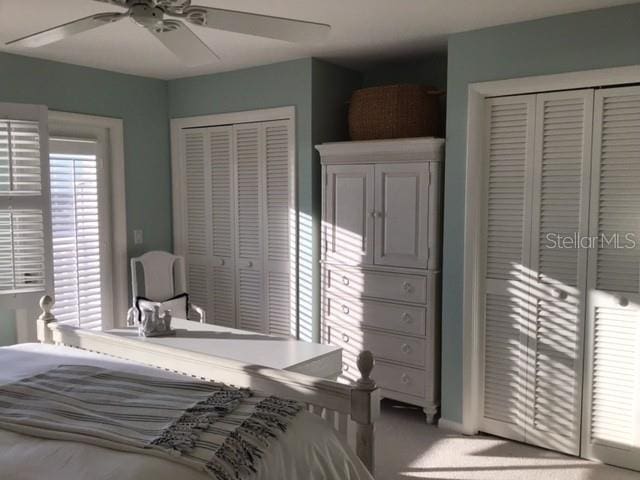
343, 363, 349, 372
401, 373, 411, 385
342, 305, 350, 314
619, 296, 630, 307
342, 276, 350, 286
401, 312, 412, 324
247, 260, 253, 268
219, 259, 225, 266
342, 334, 350, 343
372, 211, 381, 218
402, 281, 414, 294
401, 343, 411, 354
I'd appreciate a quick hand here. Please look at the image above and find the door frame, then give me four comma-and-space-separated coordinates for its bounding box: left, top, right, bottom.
460, 65, 640, 435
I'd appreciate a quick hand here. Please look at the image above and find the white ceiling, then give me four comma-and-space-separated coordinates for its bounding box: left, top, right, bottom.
0, 0, 635, 79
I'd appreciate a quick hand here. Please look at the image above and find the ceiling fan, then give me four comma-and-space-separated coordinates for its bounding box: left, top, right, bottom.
5, 0, 331, 65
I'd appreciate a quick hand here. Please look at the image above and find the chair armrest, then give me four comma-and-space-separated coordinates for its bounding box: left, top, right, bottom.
190, 304, 206, 324
126, 306, 139, 327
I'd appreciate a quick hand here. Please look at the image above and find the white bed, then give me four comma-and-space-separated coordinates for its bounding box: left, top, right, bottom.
0, 343, 373, 480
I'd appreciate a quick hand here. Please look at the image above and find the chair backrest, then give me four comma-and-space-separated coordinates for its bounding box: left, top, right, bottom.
130, 251, 187, 302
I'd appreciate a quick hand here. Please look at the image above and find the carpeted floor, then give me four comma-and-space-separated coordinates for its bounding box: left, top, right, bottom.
375, 400, 640, 480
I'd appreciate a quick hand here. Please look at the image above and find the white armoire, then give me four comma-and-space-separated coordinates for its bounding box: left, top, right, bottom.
480, 85, 640, 470
317, 138, 444, 422
173, 119, 296, 336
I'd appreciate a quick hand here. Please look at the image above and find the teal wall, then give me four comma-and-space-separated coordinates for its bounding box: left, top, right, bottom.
0, 52, 171, 344
311, 59, 363, 340
442, 3, 640, 423
362, 52, 447, 90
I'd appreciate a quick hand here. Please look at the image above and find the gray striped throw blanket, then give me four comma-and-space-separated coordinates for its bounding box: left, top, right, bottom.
0, 365, 302, 479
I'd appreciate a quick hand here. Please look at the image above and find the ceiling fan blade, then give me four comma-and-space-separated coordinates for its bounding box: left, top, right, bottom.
6, 13, 126, 48
150, 20, 219, 66
184, 6, 330, 43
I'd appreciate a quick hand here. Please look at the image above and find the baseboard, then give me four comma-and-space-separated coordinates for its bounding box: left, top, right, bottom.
437, 418, 472, 434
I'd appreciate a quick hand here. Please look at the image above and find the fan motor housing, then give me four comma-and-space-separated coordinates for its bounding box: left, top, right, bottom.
130, 3, 165, 30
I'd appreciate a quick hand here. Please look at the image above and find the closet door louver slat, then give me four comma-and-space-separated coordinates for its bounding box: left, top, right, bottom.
263, 121, 294, 337
582, 86, 640, 471
209, 126, 235, 328
480, 95, 535, 441
525, 90, 593, 455
234, 123, 263, 333
183, 129, 212, 318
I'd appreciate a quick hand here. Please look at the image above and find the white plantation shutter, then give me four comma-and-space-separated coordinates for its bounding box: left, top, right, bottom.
210, 126, 235, 328
0, 103, 51, 306
583, 86, 640, 470
234, 123, 263, 332
524, 90, 593, 455
262, 120, 295, 336
480, 95, 535, 441
49, 139, 103, 329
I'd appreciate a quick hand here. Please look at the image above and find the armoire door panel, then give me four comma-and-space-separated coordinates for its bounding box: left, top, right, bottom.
324, 164, 374, 265
525, 90, 593, 455
374, 163, 429, 268
480, 95, 536, 442
583, 86, 640, 470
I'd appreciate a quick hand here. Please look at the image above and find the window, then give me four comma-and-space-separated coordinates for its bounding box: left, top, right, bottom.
0, 107, 50, 299
49, 137, 107, 330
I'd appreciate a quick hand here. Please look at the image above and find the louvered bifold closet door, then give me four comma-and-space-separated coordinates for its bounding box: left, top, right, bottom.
480, 95, 536, 442
182, 128, 213, 319
582, 86, 640, 471
262, 120, 295, 337
209, 126, 236, 327
234, 123, 264, 333
525, 90, 594, 455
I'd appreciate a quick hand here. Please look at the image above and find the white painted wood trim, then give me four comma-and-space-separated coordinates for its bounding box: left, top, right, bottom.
35, 295, 379, 474
48, 111, 128, 328
317, 137, 444, 165
461, 65, 640, 434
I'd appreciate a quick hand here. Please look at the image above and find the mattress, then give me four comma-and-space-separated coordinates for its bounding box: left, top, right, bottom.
0, 343, 373, 480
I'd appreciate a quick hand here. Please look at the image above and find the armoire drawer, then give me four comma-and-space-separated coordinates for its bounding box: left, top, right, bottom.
374, 361, 426, 398
325, 266, 428, 304
327, 323, 426, 368
325, 294, 427, 336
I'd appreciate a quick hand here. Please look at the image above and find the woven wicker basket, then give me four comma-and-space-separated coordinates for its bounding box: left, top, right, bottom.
348, 84, 442, 141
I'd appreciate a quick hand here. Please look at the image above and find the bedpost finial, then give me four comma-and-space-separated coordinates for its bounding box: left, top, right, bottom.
356, 350, 375, 388
39, 295, 55, 322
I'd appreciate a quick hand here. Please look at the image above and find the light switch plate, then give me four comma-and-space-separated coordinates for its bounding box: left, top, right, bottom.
133, 229, 143, 245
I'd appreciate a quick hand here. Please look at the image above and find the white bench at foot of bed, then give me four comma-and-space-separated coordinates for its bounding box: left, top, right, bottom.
35, 295, 380, 474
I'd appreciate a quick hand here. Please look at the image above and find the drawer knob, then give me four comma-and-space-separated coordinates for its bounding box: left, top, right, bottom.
401, 343, 411, 354
342, 305, 350, 314
401, 373, 411, 385
342, 276, 350, 286
220, 259, 225, 266
619, 296, 629, 307
247, 260, 253, 268
401, 312, 412, 324
402, 281, 414, 294
552, 288, 568, 300
342, 334, 350, 343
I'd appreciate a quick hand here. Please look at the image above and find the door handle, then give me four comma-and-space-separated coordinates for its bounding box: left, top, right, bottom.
552, 288, 568, 300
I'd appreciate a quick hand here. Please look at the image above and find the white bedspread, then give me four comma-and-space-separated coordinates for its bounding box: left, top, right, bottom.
0, 343, 373, 480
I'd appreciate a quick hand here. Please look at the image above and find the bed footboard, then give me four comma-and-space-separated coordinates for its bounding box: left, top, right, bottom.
36, 296, 380, 474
